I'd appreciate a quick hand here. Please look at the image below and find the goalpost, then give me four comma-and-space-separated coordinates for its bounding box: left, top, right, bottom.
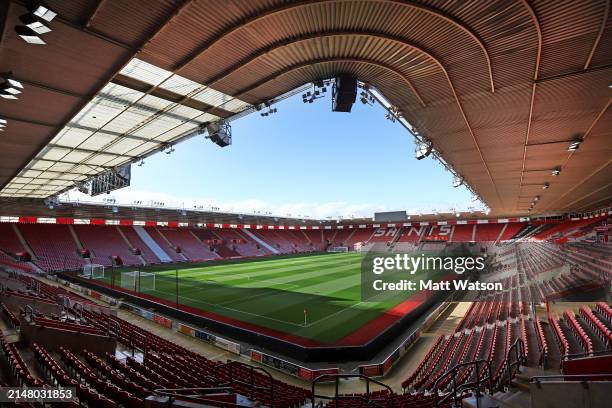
121, 271, 156, 292
81, 264, 104, 279
328, 246, 349, 253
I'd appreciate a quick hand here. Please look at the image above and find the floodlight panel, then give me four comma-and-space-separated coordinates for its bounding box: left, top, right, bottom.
14, 25, 46, 44
33, 6, 57, 22
6, 78, 23, 89
0, 92, 18, 99
25, 21, 51, 34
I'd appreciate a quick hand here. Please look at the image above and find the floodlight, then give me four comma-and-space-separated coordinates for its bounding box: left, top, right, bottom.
568, 138, 582, 152
415, 140, 433, 160
452, 176, 463, 188
0, 90, 18, 100
551, 167, 561, 176
1, 75, 23, 96
542, 182, 550, 190
14, 25, 46, 44
31, 4, 57, 22
19, 13, 51, 34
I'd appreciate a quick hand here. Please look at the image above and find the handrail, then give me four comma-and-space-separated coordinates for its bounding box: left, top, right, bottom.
72, 302, 83, 319
312, 374, 395, 408
565, 349, 612, 359
107, 318, 120, 338
215, 360, 274, 406
501, 338, 526, 390
531, 374, 612, 383
434, 359, 493, 408
154, 387, 249, 407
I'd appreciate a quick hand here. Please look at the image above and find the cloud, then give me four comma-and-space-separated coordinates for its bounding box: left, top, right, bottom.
60, 189, 387, 219
60, 188, 483, 219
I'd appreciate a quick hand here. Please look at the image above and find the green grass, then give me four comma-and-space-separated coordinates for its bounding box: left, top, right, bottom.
100, 252, 431, 344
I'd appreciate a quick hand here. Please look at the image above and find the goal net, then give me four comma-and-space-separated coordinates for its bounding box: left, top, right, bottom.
81, 264, 104, 279
121, 271, 156, 293
328, 246, 349, 253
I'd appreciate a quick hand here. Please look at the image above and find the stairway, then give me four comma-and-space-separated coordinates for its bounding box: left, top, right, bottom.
133, 226, 172, 262
241, 229, 280, 254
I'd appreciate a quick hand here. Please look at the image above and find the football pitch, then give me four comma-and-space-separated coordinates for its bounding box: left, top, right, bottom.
103, 252, 428, 344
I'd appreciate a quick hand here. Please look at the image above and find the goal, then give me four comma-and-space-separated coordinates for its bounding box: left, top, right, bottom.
121, 271, 156, 292
328, 246, 349, 253
81, 264, 104, 279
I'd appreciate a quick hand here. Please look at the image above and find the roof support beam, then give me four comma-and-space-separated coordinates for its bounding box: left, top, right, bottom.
515, 0, 543, 211
170, 0, 495, 93
84, 0, 108, 28
15, 78, 89, 98
233, 56, 427, 107
584, 0, 610, 70
202, 30, 473, 100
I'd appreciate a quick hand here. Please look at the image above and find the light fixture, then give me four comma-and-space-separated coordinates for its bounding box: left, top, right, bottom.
534, 196, 540, 202
0, 74, 24, 99
30, 3, 57, 22
551, 167, 561, 176
165, 145, 175, 154
302, 80, 329, 103
14, 25, 46, 45
260, 105, 277, 116
452, 176, 463, 188
415, 139, 433, 160
542, 182, 550, 190
568, 138, 582, 152
14, 3, 56, 45
19, 13, 51, 34
0, 117, 6, 132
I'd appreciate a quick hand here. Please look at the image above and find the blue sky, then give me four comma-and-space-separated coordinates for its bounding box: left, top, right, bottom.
64, 93, 476, 218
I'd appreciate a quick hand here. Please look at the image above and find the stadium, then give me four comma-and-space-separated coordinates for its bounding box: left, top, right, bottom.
0, 0, 610, 407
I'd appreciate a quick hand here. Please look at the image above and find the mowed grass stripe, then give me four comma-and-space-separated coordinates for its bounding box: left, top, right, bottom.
223, 264, 360, 312
157, 252, 359, 276
161, 253, 360, 281
211, 260, 361, 290
115, 252, 411, 343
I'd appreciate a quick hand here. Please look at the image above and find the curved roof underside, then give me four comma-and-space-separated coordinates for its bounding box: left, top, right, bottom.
0, 0, 610, 217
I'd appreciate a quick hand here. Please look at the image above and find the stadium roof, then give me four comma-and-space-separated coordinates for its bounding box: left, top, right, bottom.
0, 0, 610, 217
0, 197, 520, 226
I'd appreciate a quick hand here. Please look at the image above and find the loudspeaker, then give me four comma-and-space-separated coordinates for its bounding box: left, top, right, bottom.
332, 75, 358, 112
207, 121, 232, 147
